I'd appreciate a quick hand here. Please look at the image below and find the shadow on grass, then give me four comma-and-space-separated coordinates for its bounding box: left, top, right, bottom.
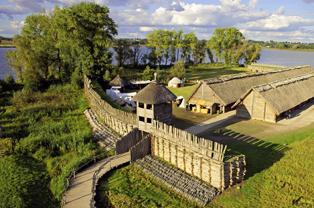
206, 130, 290, 179
94, 163, 130, 208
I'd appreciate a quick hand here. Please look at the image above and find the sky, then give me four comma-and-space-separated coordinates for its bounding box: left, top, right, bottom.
1, 0, 314, 42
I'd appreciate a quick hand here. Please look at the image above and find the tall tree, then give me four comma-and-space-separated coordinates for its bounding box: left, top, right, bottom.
6, 2, 118, 89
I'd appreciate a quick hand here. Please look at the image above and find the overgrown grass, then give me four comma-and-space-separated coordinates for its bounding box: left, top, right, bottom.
209, 135, 314, 207
95, 164, 199, 208
0, 84, 111, 207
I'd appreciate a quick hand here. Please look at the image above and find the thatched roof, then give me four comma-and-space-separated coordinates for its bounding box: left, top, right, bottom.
132, 80, 177, 104
233, 72, 314, 115
189, 65, 313, 106
109, 75, 129, 87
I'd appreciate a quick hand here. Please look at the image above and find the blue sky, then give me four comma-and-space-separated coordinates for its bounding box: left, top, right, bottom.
1, 0, 314, 42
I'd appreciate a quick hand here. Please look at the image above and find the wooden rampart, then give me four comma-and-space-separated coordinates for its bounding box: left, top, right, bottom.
84, 75, 136, 136
150, 120, 246, 190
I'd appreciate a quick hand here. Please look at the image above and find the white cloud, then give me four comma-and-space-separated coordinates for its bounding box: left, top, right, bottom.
274, 6, 285, 15
139, 27, 156, 32
9, 21, 25, 29
246, 14, 314, 31
248, 0, 258, 9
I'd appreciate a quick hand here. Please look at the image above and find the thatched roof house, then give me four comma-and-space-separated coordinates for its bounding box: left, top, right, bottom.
109, 75, 129, 87
188, 65, 313, 113
232, 72, 314, 122
132, 80, 177, 104
132, 80, 176, 131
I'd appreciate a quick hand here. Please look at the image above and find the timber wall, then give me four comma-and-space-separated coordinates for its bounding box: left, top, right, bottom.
236, 90, 276, 122
150, 120, 246, 190
116, 128, 143, 154
130, 135, 151, 162
190, 83, 222, 104
84, 75, 136, 136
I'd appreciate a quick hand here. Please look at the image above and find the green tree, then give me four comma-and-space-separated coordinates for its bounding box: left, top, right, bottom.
245, 43, 262, 65
5, 50, 24, 83
113, 39, 132, 66
6, 2, 118, 89
170, 60, 186, 79
142, 65, 154, 80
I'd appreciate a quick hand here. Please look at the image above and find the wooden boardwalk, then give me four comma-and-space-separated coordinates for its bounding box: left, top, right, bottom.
63, 152, 130, 208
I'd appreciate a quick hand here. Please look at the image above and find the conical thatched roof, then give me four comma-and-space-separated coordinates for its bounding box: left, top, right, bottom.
132, 80, 177, 104
109, 75, 129, 87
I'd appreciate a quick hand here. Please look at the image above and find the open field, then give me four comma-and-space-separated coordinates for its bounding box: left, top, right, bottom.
0, 40, 15, 48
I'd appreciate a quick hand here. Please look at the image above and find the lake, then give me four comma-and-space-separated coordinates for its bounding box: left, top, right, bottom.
1, 47, 314, 80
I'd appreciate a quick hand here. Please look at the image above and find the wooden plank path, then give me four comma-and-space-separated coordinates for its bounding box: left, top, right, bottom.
63, 152, 130, 208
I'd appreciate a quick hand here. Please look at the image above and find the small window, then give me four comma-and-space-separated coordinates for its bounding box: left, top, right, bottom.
139, 116, 145, 122
147, 118, 152, 123
146, 104, 152, 110
139, 102, 144, 108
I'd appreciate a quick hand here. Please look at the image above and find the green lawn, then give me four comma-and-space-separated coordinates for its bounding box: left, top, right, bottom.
172, 106, 218, 129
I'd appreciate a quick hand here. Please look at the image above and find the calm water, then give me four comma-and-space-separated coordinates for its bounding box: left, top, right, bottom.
1, 48, 314, 80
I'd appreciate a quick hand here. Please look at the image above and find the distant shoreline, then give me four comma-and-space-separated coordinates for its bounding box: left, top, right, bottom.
262, 47, 314, 52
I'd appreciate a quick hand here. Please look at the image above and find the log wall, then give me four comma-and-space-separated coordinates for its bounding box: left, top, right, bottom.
116, 128, 143, 154
130, 134, 151, 162
150, 120, 246, 190
235, 90, 277, 122
84, 75, 136, 135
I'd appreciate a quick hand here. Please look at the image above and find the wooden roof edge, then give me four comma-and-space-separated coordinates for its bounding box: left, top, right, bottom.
187, 81, 203, 100
231, 88, 254, 109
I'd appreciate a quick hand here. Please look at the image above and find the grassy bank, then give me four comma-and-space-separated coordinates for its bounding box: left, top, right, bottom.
0, 84, 112, 207
95, 164, 199, 208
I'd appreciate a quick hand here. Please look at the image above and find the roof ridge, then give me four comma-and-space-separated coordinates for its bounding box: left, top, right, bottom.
203, 65, 311, 85
254, 71, 314, 92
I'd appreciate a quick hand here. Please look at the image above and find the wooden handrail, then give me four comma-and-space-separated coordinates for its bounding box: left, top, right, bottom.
61, 150, 110, 207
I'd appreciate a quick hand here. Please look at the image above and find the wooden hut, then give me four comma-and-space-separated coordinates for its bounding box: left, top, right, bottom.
132, 80, 177, 132
109, 75, 129, 90
188, 65, 313, 114
232, 72, 314, 123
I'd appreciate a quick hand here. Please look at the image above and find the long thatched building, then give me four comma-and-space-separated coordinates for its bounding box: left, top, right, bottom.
188, 65, 313, 114
232, 72, 314, 123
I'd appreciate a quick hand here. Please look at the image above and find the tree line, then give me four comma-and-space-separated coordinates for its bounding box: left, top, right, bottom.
5, 2, 261, 90
112, 28, 261, 69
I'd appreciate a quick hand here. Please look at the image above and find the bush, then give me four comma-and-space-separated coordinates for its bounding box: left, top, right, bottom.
4, 74, 14, 85
142, 65, 154, 80
170, 60, 186, 79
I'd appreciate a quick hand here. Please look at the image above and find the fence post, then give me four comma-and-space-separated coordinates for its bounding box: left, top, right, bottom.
63, 194, 66, 204
67, 178, 69, 187
73, 169, 76, 178
94, 156, 96, 163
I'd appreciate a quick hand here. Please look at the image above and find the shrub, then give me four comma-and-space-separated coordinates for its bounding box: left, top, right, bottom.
170, 60, 186, 79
